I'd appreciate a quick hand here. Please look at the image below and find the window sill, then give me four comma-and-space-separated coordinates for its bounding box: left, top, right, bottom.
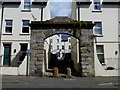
21, 9, 31, 12
2, 33, 13, 35
92, 10, 102, 12
101, 63, 106, 66
19, 33, 30, 35
93, 35, 103, 37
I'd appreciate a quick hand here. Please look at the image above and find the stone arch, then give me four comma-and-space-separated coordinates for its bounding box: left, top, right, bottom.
29, 17, 95, 77
43, 32, 81, 75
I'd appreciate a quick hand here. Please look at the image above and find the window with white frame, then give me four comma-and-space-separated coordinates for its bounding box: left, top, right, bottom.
50, 39, 53, 43
57, 39, 59, 43
5, 20, 13, 33
62, 45, 64, 49
24, 0, 31, 10
51, 45, 53, 50
57, 45, 59, 50
69, 39, 71, 42
93, 0, 101, 11
94, 22, 102, 35
96, 45, 105, 64
69, 45, 71, 49
22, 20, 29, 33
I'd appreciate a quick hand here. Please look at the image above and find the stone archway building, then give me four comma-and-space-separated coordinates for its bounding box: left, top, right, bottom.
29, 17, 94, 77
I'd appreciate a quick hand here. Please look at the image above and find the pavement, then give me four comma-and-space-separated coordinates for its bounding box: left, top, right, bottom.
1, 75, 120, 89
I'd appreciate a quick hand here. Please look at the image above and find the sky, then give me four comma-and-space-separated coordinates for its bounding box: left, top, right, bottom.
50, 0, 72, 18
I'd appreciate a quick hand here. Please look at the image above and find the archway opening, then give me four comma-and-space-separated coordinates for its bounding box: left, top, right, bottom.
44, 33, 81, 76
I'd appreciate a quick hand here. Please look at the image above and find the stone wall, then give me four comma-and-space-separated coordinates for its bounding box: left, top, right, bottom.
30, 17, 94, 77
30, 28, 94, 77
80, 29, 94, 76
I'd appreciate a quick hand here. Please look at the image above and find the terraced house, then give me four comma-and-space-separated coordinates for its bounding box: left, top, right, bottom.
0, 0, 119, 77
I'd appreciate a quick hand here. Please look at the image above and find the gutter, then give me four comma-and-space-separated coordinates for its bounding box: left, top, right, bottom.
0, 1, 4, 54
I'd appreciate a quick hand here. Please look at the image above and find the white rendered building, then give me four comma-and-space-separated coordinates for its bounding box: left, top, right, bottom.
0, 0, 119, 76
45, 34, 71, 60
76, 0, 120, 76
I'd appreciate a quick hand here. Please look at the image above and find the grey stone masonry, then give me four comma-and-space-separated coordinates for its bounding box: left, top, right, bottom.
30, 17, 95, 77
80, 29, 94, 76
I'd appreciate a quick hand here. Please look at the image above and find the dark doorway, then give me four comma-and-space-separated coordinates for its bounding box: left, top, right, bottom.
49, 53, 74, 74
20, 43, 28, 61
3, 44, 11, 66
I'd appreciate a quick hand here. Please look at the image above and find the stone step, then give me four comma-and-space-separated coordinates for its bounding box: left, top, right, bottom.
81, 54, 90, 57
80, 47, 88, 50
82, 69, 89, 73
43, 72, 67, 77
81, 62, 89, 65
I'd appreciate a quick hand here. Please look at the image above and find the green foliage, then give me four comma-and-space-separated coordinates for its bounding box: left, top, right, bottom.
71, 21, 87, 28
105, 67, 115, 70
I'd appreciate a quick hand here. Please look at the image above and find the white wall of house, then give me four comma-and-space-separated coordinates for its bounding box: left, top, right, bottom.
0, 1, 50, 66
0, 0, 119, 76
76, 1, 119, 76
0, 0, 49, 75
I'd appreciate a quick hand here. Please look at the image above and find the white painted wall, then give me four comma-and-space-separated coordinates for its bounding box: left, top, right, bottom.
76, 2, 119, 76
94, 43, 119, 76
0, 55, 28, 75
79, 4, 119, 42
0, 0, 119, 76
0, 1, 49, 66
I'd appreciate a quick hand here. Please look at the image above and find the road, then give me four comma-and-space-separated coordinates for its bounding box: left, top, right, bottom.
1, 75, 120, 89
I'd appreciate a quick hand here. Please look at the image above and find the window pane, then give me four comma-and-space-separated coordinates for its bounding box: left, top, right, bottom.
51, 45, 53, 50
50, 39, 53, 43
94, 2, 101, 10
57, 45, 59, 50
69, 45, 71, 49
22, 27, 29, 33
96, 45, 104, 53
94, 22, 102, 35
62, 46, 64, 49
69, 39, 71, 42
6, 20, 12, 26
97, 54, 105, 63
95, 22, 102, 27
23, 21, 29, 26
94, 28, 102, 34
57, 39, 59, 43
5, 27, 12, 33
24, 2, 30, 9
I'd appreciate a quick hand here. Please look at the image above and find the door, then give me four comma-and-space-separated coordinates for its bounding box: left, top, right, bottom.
3, 44, 11, 66
20, 43, 28, 61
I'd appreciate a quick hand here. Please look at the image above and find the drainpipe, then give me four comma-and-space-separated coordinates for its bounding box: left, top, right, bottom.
78, 5, 80, 21
0, 1, 4, 58
77, 3, 82, 76
41, 3, 44, 21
